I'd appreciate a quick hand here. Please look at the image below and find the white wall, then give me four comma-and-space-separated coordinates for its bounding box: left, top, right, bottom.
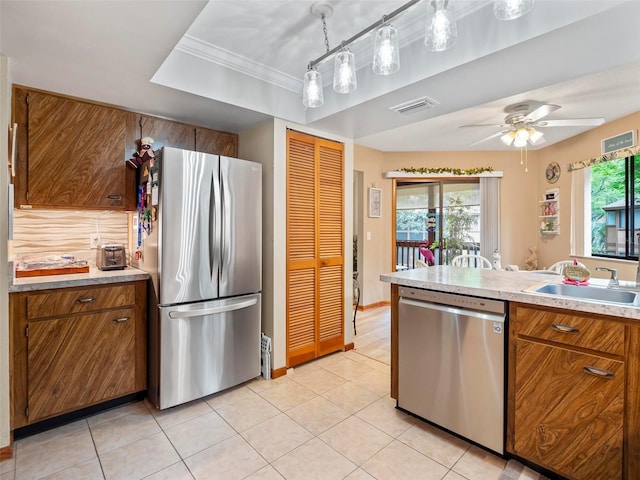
240, 118, 354, 371
1, 55, 11, 450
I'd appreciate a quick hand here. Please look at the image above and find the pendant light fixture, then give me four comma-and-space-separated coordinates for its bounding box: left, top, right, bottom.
372, 21, 400, 75
303, 67, 324, 108
425, 0, 457, 52
333, 46, 357, 93
494, 0, 535, 21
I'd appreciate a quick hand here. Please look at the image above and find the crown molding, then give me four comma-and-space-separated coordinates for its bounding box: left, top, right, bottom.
176, 35, 303, 94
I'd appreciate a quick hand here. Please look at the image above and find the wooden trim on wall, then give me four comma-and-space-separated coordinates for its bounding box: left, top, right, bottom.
271, 367, 288, 379
358, 301, 390, 311
0, 434, 13, 461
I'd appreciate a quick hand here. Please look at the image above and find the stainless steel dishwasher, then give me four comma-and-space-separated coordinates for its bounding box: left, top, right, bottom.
397, 286, 507, 454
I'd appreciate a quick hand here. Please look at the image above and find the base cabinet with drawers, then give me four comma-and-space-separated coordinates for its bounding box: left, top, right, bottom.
507, 303, 640, 480
9, 281, 147, 428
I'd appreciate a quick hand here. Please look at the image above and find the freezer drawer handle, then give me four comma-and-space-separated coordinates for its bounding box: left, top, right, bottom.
168, 298, 258, 319
551, 323, 580, 334
583, 366, 615, 379
76, 297, 96, 304
112, 316, 130, 323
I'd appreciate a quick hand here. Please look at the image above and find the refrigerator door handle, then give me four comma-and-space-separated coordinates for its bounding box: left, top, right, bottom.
220, 163, 229, 281
168, 298, 258, 319
211, 167, 222, 285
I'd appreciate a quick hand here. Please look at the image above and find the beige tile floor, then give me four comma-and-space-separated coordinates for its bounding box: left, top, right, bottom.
0, 306, 531, 480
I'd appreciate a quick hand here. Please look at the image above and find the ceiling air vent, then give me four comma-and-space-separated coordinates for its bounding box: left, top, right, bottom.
390, 96, 439, 115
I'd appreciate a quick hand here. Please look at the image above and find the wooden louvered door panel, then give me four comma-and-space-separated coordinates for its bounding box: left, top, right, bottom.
514, 338, 624, 480
318, 140, 344, 355
286, 130, 344, 367
27, 309, 136, 422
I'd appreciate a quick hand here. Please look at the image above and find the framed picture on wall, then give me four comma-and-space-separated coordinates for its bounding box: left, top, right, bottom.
368, 187, 381, 218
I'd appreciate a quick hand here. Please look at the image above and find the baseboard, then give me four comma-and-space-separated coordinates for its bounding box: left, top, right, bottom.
359, 301, 390, 311
0, 434, 13, 460
344, 342, 355, 351
271, 367, 287, 379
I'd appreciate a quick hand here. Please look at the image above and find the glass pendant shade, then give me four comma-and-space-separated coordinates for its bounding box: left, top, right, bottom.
425, 0, 457, 52
500, 130, 515, 146
513, 128, 529, 148
372, 24, 400, 75
303, 68, 323, 108
527, 128, 543, 144
493, 0, 535, 20
333, 49, 357, 93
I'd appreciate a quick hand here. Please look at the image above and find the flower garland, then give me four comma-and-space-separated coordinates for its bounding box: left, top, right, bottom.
399, 166, 493, 176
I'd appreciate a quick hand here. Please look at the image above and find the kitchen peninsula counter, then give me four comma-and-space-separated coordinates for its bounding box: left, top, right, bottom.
9, 266, 149, 293
380, 266, 640, 320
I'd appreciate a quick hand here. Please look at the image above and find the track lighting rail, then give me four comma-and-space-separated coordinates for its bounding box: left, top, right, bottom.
307, 0, 422, 70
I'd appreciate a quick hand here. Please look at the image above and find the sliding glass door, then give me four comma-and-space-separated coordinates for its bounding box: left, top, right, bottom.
395, 180, 480, 268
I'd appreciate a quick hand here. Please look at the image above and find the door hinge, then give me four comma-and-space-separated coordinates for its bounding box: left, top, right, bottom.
26, 191, 29, 201
25, 406, 29, 418
26, 94, 29, 105
25, 325, 28, 337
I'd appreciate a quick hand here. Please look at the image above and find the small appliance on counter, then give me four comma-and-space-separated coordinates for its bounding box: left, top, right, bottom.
96, 244, 127, 270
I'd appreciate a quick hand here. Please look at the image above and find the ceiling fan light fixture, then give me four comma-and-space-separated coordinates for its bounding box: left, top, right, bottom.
500, 131, 515, 146
373, 23, 400, 76
527, 128, 544, 144
493, 0, 535, 21
302, 68, 324, 108
333, 48, 357, 93
425, 0, 457, 52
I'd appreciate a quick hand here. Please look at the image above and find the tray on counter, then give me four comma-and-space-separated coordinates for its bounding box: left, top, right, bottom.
15, 265, 90, 278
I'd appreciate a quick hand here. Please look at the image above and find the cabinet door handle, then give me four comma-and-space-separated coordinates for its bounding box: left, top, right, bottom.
106, 194, 123, 201
112, 317, 130, 323
75, 297, 96, 304
583, 366, 615, 379
551, 323, 580, 334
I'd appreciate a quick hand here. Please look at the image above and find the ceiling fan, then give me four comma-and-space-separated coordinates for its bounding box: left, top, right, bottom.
460, 103, 606, 148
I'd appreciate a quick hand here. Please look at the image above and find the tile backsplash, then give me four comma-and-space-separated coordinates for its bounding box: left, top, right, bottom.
10, 209, 129, 266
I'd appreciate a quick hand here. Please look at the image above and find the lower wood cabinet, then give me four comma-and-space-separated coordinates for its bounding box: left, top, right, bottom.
508, 303, 640, 480
10, 281, 147, 428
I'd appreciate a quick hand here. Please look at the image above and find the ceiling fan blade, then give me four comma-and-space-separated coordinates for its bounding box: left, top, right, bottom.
524, 104, 560, 122
459, 123, 505, 128
467, 130, 506, 147
538, 118, 605, 127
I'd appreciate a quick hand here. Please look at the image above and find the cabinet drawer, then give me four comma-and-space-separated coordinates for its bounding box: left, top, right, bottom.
516, 306, 624, 356
26, 284, 136, 320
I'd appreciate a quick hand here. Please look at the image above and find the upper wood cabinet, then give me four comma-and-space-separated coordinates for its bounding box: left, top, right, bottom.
196, 127, 238, 158
139, 115, 195, 152
12, 86, 135, 210
11, 85, 239, 211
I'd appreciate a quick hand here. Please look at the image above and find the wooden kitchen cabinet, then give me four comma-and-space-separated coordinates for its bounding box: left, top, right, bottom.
196, 127, 238, 157
9, 281, 147, 428
139, 115, 195, 152
508, 303, 640, 480
12, 86, 137, 210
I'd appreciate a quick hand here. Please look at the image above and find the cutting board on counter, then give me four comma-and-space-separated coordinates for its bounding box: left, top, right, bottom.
15, 265, 90, 278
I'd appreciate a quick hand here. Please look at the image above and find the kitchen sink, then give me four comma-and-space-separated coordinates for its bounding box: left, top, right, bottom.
524, 282, 639, 306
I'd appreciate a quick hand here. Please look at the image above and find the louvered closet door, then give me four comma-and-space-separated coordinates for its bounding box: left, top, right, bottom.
286, 131, 344, 367
318, 140, 344, 356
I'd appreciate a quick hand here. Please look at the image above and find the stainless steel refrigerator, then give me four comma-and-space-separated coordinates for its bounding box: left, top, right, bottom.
136, 146, 262, 410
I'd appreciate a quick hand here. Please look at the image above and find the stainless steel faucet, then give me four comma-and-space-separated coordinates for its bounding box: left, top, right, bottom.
596, 267, 619, 288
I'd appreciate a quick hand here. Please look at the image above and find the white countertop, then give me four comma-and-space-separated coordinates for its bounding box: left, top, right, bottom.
380, 266, 640, 320
9, 266, 149, 293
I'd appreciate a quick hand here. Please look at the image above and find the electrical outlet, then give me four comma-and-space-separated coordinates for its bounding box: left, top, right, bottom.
90, 233, 100, 249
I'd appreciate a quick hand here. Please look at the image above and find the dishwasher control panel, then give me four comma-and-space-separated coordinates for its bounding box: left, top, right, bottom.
398, 286, 505, 315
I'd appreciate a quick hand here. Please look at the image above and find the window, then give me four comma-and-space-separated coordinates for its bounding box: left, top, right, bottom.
589, 155, 639, 259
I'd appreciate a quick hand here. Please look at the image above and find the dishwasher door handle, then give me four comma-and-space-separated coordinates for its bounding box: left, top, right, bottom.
399, 297, 505, 322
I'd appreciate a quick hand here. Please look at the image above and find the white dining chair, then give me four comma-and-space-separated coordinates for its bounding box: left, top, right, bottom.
415, 259, 429, 268
451, 254, 492, 269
